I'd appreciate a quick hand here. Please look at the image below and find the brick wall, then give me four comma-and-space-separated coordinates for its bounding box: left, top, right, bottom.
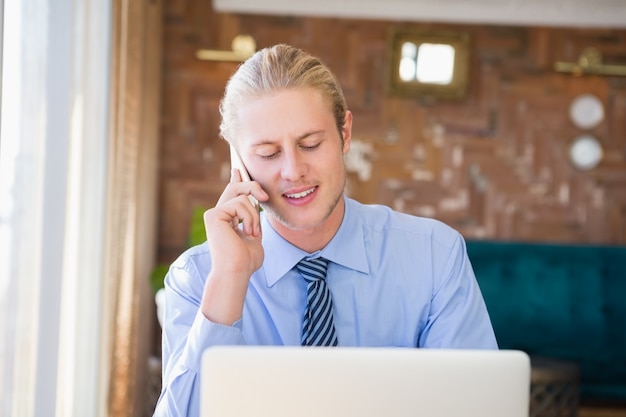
159, 0, 626, 264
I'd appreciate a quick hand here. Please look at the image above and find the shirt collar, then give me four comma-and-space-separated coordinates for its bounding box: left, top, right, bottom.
261, 195, 370, 287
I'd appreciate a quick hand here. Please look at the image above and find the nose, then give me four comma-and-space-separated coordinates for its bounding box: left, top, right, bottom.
280, 148, 306, 181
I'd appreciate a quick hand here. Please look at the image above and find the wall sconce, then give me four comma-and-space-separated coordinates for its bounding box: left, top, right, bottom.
555, 47, 626, 77
388, 30, 470, 100
196, 34, 257, 62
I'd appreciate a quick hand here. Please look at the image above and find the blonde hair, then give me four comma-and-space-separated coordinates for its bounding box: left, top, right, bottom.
219, 44, 347, 144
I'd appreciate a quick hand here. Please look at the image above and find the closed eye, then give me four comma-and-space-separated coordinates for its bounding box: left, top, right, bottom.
259, 151, 279, 160
300, 142, 321, 151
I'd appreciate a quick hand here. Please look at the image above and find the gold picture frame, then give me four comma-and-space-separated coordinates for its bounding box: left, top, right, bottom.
388, 30, 470, 100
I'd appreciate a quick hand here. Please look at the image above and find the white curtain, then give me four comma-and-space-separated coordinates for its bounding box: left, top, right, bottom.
0, 1, 112, 416
0, 0, 150, 417
0, 1, 161, 415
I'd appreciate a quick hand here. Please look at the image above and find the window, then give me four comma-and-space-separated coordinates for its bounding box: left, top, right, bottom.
388, 30, 470, 100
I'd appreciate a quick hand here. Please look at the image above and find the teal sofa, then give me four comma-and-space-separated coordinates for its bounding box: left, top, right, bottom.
466, 241, 626, 405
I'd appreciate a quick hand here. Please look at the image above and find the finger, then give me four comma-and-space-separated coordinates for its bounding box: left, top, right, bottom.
233, 195, 262, 237
230, 168, 243, 183
217, 180, 267, 210
229, 168, 268, 204
216, 194, 261, 237
205, 196, 259, 237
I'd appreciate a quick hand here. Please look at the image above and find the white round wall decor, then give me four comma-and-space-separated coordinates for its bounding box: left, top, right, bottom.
569, 135, 603, 170
569, 94, 604, 130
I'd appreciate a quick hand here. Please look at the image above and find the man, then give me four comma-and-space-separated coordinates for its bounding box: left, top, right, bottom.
154, 44, 497, 416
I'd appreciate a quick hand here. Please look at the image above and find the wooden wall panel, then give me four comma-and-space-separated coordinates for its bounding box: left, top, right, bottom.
159, 1, 626, 264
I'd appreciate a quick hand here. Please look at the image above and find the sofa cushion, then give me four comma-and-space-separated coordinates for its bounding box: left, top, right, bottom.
466, 241, 626, 402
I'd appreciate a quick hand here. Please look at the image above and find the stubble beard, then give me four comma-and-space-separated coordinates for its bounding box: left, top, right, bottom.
263, 176, 346, 232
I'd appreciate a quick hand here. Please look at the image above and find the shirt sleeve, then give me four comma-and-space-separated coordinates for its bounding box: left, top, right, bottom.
153, 258, 246, 416
419, 233, 499, 349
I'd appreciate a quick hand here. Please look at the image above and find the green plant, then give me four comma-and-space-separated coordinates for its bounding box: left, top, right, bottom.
150, 207, 207, 293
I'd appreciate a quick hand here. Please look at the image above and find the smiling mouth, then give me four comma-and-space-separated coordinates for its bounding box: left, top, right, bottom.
284, 187, 317, 199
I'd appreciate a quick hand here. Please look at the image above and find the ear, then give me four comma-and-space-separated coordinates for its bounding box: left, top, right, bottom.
341, 111, 353, 155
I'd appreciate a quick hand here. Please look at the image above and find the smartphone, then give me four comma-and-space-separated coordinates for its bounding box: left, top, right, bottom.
230, 144, 260, 210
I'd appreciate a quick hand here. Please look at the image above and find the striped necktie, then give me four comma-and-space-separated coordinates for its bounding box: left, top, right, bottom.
297, 257, 339, 346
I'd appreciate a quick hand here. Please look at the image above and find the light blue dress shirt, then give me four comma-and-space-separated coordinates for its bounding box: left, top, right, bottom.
153, 196, 498, 416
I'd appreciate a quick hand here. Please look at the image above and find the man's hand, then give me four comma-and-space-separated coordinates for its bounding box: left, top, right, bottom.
200, 169, 268, 325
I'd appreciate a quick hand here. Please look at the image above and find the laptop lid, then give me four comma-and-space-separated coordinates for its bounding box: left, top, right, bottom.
201, 346, 530, 417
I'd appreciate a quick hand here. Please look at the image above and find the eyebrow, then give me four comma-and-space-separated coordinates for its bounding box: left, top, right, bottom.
251, 129, 326, 146
296, 129, 325, 140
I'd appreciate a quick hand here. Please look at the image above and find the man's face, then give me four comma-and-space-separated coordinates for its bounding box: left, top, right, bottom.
234, 87, 352, 236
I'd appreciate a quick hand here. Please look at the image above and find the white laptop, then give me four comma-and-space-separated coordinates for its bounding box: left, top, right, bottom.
201, 346, 530, 417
